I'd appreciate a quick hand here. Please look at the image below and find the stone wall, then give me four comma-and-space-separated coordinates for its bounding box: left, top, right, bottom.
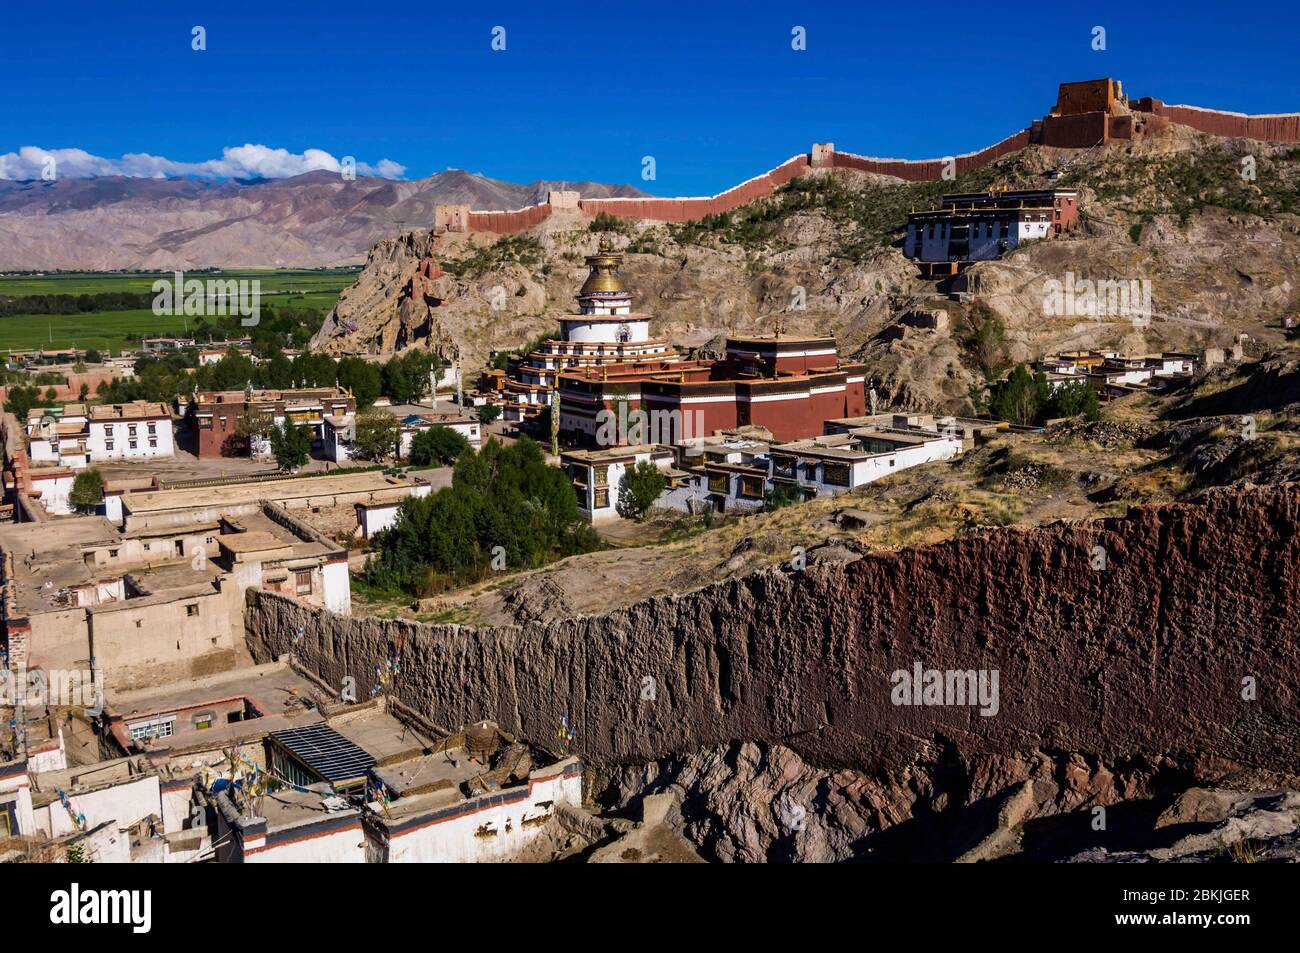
246, 486, 1300, 781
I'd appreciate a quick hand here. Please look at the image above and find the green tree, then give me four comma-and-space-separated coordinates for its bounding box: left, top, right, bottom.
1049, 379, 1101, 421
351, 409, 403, 461
84, 348, 103, 364
989, 364, 1052, 425
960, 307, 1009, 381
364, 437, 599, 596
269, 421, 312, 471
260, 352, 294, 390
617, 461, 667, 521
408, 426, 470, 467
4, 385, 43, 419
234, 409, 275, 453
588, 211, 630, 233
382, 360, 412, 405
336, 356, 383, 409
70, 467, 105, 512
288, 351, 339, 389
476, 404, 502, 425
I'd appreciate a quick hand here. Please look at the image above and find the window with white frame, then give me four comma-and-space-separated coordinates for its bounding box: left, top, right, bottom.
129, 717, 175, 741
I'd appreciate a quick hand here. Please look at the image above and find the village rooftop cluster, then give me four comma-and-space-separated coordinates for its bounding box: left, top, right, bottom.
0, 81, 1251, 860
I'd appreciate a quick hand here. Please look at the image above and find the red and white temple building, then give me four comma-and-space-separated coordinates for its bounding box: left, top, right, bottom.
558, 334, 868, 445
488, 240, 684, 421
483, 239, 868, 447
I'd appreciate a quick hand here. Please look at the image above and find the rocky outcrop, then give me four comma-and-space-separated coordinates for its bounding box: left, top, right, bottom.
247, 486, 1300, 839
1069, 788, 1300, 863
310, 227, 553, 366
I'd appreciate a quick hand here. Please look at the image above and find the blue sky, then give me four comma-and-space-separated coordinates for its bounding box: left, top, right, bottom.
2, 0, 1297, 193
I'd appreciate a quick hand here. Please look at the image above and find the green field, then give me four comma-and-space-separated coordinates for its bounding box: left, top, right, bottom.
0, 269, 357, 353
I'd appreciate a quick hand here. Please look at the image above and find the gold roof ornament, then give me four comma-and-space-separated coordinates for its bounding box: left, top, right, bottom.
579, 242, 626, 297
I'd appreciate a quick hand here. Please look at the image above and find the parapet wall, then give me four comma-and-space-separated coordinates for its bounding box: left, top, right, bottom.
579, 155, 812, 223
246, 485, 1300, 779
830, 129, 1031, 182
1135, 99, 1300, 143
466, 203, 555, 234
433, 88, 1300, 238
438, 136, 1030, 235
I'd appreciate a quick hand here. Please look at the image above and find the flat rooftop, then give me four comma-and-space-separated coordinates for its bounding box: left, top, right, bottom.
121, 470, 422, 516
0, 516, 122, 615
725, 334, 835, 345
222, 510, 336, 560
256, 788, 360, 833
196, 387, 348, 404
215, 530, 294, 557
329, 707, 436, 767
30, 757, 154, 807
371, 748, 486, 818
105, 663, 327, 754
107, 662, 326, 720
88, 402, 171, 421
774, 428, 943, 459
561, 444, 673, 464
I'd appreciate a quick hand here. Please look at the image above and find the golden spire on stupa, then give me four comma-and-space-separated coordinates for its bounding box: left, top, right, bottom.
580, 235, 626, 297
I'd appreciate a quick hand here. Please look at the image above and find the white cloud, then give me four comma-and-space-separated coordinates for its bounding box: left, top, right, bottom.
0, 144, 407, 181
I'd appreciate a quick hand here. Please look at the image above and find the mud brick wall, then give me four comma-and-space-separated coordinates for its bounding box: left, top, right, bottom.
467, 203, 554, 234
831, 129, 1031, 182
1135, 99, 1300, 143
578, 156, 812, 224
1035, 112, 1110, 149
246, 486, 1300, 778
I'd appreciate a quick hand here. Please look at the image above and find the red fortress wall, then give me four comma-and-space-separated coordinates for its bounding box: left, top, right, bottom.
579, 155, 812, 224
829, 129, 1031, 182
1134, 99, 1300, 143
438, 88, 1300, 237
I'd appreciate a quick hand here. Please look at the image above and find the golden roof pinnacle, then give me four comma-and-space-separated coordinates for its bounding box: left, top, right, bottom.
580, 241, 626, 297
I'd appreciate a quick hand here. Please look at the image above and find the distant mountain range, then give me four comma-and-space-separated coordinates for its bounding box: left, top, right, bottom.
0, 171, 647, 271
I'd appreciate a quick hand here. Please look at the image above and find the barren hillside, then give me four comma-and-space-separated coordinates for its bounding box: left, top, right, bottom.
313, 122, 1300, 416
0, 170, 646, 271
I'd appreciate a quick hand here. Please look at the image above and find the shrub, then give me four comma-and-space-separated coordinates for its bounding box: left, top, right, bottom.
408, 426, 470, 467
70, 467, 104, 511
617, 461, 668, 521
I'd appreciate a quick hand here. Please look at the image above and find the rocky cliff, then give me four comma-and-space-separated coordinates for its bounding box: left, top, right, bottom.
245, 485, 1300, 857
311, 126, 1300, 413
